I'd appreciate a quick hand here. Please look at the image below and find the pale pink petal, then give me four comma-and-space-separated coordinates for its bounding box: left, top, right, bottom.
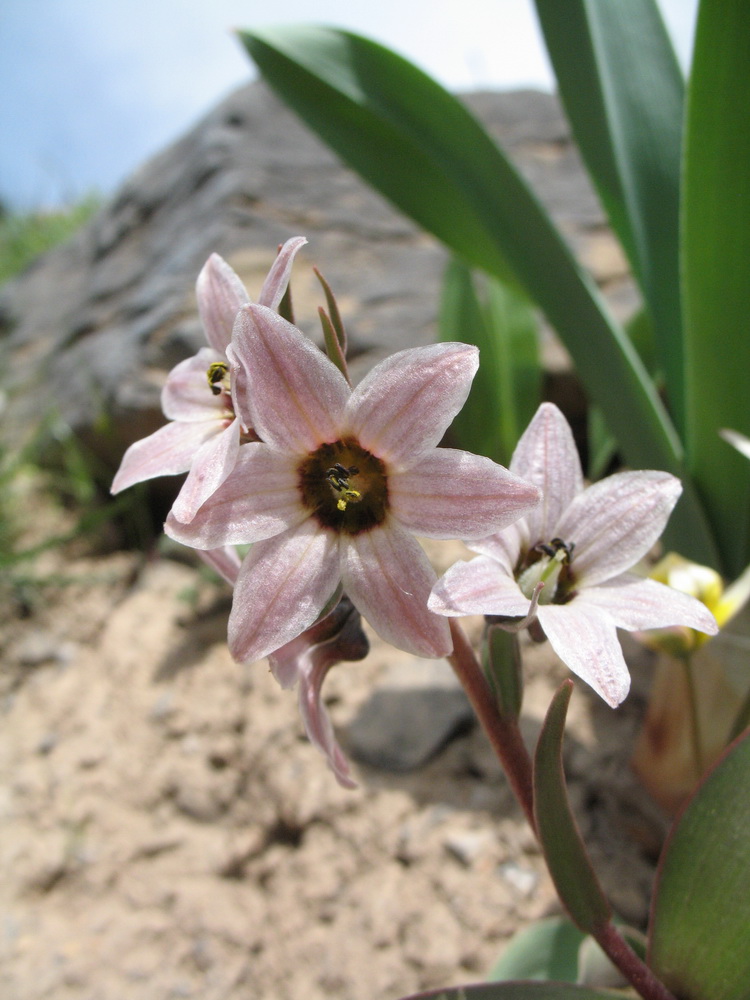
197, 547, 241, 587
575, 575, 719, 635
111, 420, 219, 494
228, 522, 340, 664
170, 417, 241, 523
341, 522, 451, 657
267, 634, 309, 690
257, 236, 308, 309
345, 344, 479, 470
467, 525, 524, 577
389, 448, 540, 540
536, 602, 631, 707
234, 305, 350, 454
161, 348, 229, 420
225, 340, 253, 434
164, 443, 306, 548
510, 402, 584, 544
298, 658, 357, 789
428, 557, 530, 617
196, 254, 250, 353
555, 470, 682, 589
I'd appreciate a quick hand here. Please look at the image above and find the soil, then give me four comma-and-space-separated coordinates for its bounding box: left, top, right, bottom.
0, 479, 667, 1000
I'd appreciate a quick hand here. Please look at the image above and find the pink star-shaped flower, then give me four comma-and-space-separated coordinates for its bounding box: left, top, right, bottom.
111, 237, 306, 522
429, 402, 718, 706
166, 304, 541, 662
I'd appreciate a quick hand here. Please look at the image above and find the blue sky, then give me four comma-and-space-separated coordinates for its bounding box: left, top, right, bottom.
1, 0, 698, 210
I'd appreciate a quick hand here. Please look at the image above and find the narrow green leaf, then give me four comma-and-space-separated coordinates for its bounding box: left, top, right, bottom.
239, 25, 718, 566
682, 0, 750, 577
535, 0, 685, 431
398, 983, 620, 1000
439, 258, 540, 466
314, 266, 347, 354
317, 307, 350, 382
649, 730, 750, 999
482, 624, 524, 722
534, 681, 611, 933
488, 917, 584, 983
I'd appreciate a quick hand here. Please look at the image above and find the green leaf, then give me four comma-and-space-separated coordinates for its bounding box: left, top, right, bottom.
439, 258, 540, 466
533, 682, 611, 933
398, 984, 620, 1000
682, 0, 750, 577
482, 625, 524, 723
649, 729, 750, 999
239, 25, 718, 565
488, 917, 584, 983
535, 0, 685, 431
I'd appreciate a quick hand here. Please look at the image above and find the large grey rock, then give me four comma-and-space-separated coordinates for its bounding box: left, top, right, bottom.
0, 82, 631, 473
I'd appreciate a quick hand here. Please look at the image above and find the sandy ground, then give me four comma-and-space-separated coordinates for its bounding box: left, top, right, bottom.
0, 483, 666, 1000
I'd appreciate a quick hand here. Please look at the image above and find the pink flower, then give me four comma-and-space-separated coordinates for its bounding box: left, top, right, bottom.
165, 305, 541, 663
111, 237, 307, 522
428, 403, 718, 707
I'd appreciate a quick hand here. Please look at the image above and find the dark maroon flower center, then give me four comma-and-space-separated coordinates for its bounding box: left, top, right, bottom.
298, 438, 389, 535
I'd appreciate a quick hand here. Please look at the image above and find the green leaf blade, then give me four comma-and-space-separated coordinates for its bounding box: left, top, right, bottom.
649, 730, 750, 1000
682, 0, 750, 577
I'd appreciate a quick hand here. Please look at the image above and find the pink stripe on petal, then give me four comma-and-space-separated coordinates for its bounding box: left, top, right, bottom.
555, 470, 681, 588
111, 419, 218, 494
389, 449, 540, 540
537, 602, 631, 707
196, 254, 250, 353
510, 402, 584, 544
236, 305, 350, 454
161, 348, 229, 421
164, 443, 305, 548
346, 344, 479, 469
429, 556, 530, 617
228, 522, 340, 664
170, 417, 240, 523
257, 236, 308, 310
341, 522, 451, 657
576, 575, 718, 635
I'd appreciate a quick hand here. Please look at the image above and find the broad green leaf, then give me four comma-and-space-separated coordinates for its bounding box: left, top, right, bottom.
682, 0, 750, 578
535, 0, 685, 431
534, 682, 611, 933
439, 258, 540, 466
649, 730, 750, 999
488, 917, 584, 983
239, 26, 718, 566
398, 983, 620, 1000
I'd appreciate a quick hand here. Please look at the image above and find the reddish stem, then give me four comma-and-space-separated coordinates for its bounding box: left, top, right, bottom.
447, 620, 677, 1000
446, 619, 535, 829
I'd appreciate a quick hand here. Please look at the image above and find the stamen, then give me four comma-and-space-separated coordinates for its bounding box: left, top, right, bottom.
207, 361, 230, 395
326, 464, 362, 510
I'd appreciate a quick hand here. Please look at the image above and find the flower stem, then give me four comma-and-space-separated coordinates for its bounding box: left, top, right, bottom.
680, 652, 704, 779
447, 619, 535, 829
596, 923, 677, 1000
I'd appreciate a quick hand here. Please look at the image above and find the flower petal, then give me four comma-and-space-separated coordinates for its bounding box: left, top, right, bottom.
510, 402, 584, 545
111, 419, 218, 494
576, 575, 719, 635
389, 448, 540, 540
257, 236, 308, 310
341, 521, 451, 657
555, 470, 682, 588
429, 556, 530, 617
345, 344, 479, 470
234, 305, 350, 454
196, 546, 241, 587
161, 348, 229, 421
170, 417, 240, 523
164, 443, 305, 548
228, 521, 340, 664
467, 525, 524, 576
196, 254, 250, 353
298, 657, 357, 789
537, 602, 631, 707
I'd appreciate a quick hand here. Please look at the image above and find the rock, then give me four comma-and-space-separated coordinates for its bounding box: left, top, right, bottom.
347, 658, 475, 771
0, 82, 627, 484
